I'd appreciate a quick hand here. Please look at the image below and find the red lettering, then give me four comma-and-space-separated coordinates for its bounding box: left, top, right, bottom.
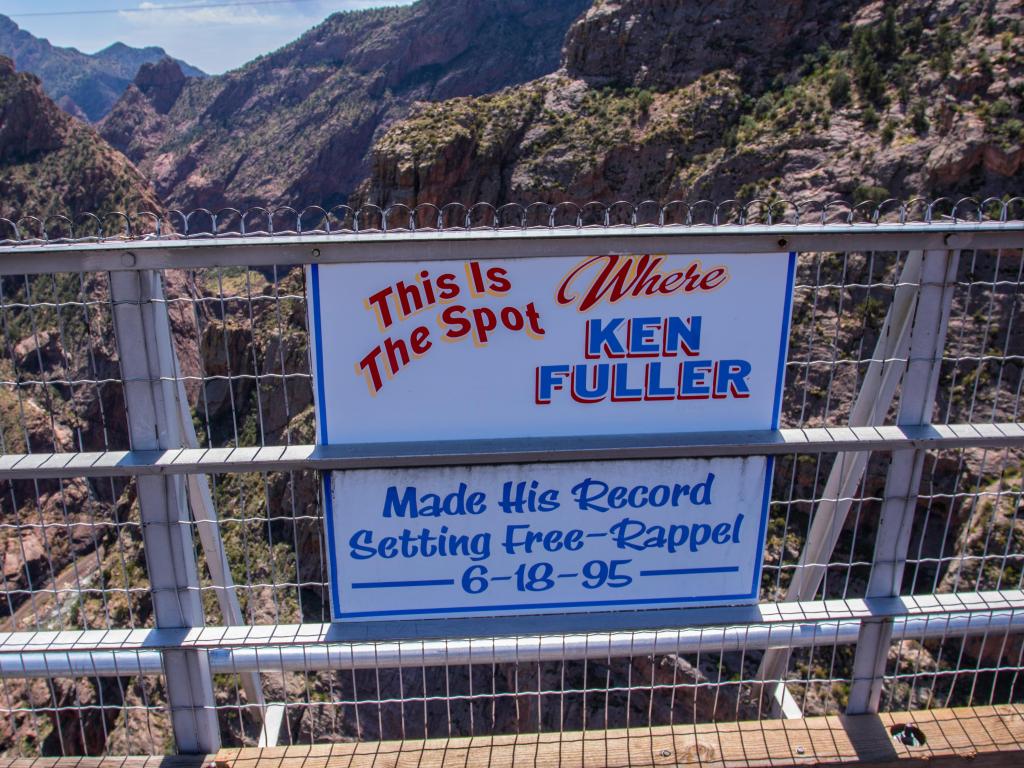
701, 267, 729, 290
632, 257, 662, 296
410, 325, 431, 356
366, 287, 395, 329
682, 263, 702, 291
486, 266, 511, 294
659, 273, 683, 293
501, 306, 524, 330
383, 335, 410, 375
418, 270, 435, 304
436, 273, 460, 300
524, 301, 545, 337
441, 305, 471, 340
472, 307, 498, 344
468, 262, 486, 294
358, 346, 386, 393
557, 255, 730, 311
557, 255, 606, 306
395, 280, 423, 316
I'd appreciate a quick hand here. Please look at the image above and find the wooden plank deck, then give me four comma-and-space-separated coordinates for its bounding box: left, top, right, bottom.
0, 705, 1020, 768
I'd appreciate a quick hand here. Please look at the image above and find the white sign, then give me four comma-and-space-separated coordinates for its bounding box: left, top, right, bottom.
325, 457, 772, 620
308, 252, 795, 444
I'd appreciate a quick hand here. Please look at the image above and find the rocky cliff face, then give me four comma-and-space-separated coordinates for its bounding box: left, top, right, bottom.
0, 56, 161, 219
363, 0, 1024, 207
563, 0, 858, 90
97, 0, 591, 211
0, 15, 203, 122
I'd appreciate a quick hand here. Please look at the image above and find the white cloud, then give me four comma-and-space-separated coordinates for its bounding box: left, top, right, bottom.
120, 1, 290, 28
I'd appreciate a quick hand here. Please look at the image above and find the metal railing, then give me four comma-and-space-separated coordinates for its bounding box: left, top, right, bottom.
0, 199, 1020, 756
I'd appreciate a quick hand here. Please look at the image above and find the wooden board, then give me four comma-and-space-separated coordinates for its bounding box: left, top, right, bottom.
0, 705, 1021, 768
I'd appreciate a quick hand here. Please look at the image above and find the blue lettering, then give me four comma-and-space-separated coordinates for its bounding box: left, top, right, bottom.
648, 485, 669, 506
572, 364, 610, 401
572, 477, 609, 512
536, 364, 570, 403
349, 530, 377, 559
382, 486, 417, 518
586, 318, 625, 357
690, 524, 712, 551
645, 362, 676, 398
607, 518, 734, 553
609, 518, 647, 551
628, 317, 660, 355
715, 359, 751, 397
692, 472, 714, 505
503, 524, 585, 554
665, 316, 701, 355
612, 362, 643, 399
679, 361, 712, 398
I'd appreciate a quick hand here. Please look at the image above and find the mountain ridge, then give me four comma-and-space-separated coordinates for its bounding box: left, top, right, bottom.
97, 0, 591, 211
0, 55, 161, 220
0, 14, 204, 122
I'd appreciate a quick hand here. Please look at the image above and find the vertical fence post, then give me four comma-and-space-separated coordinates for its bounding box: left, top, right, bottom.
109, 268, 221, 753
845, 248, 959, 714
757, 251, 926, 716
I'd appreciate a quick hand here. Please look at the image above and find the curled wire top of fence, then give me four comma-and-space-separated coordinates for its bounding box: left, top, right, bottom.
1, 196, 1022, 246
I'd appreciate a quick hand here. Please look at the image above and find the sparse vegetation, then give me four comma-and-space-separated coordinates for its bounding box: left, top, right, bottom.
881, 119, 896, 144
910, 100, 929, 134
852, 184, 890, 205
861, 104, 879, 129
829, 71, 851, 108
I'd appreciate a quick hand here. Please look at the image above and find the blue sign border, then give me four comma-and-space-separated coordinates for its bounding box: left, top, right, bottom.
310, 252, 797, 621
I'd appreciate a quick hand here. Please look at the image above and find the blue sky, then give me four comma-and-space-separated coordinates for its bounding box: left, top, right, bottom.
4, 0, 416, 74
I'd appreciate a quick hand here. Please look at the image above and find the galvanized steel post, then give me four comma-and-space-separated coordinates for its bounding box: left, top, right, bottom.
845, 248, 959, 714
109, 268, 221, 753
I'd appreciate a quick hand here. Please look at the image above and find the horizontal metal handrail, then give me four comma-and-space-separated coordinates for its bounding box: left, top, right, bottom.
0, 422, 1020, 479
0, 591, 1019, 678
0, 221, 1020, 275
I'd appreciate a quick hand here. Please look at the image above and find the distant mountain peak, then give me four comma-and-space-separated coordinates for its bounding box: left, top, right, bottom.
97, 42, 135, 53
0, 13, 204, 121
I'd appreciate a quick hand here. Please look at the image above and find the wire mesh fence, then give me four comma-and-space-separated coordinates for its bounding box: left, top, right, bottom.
0, 203, 1019, 756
